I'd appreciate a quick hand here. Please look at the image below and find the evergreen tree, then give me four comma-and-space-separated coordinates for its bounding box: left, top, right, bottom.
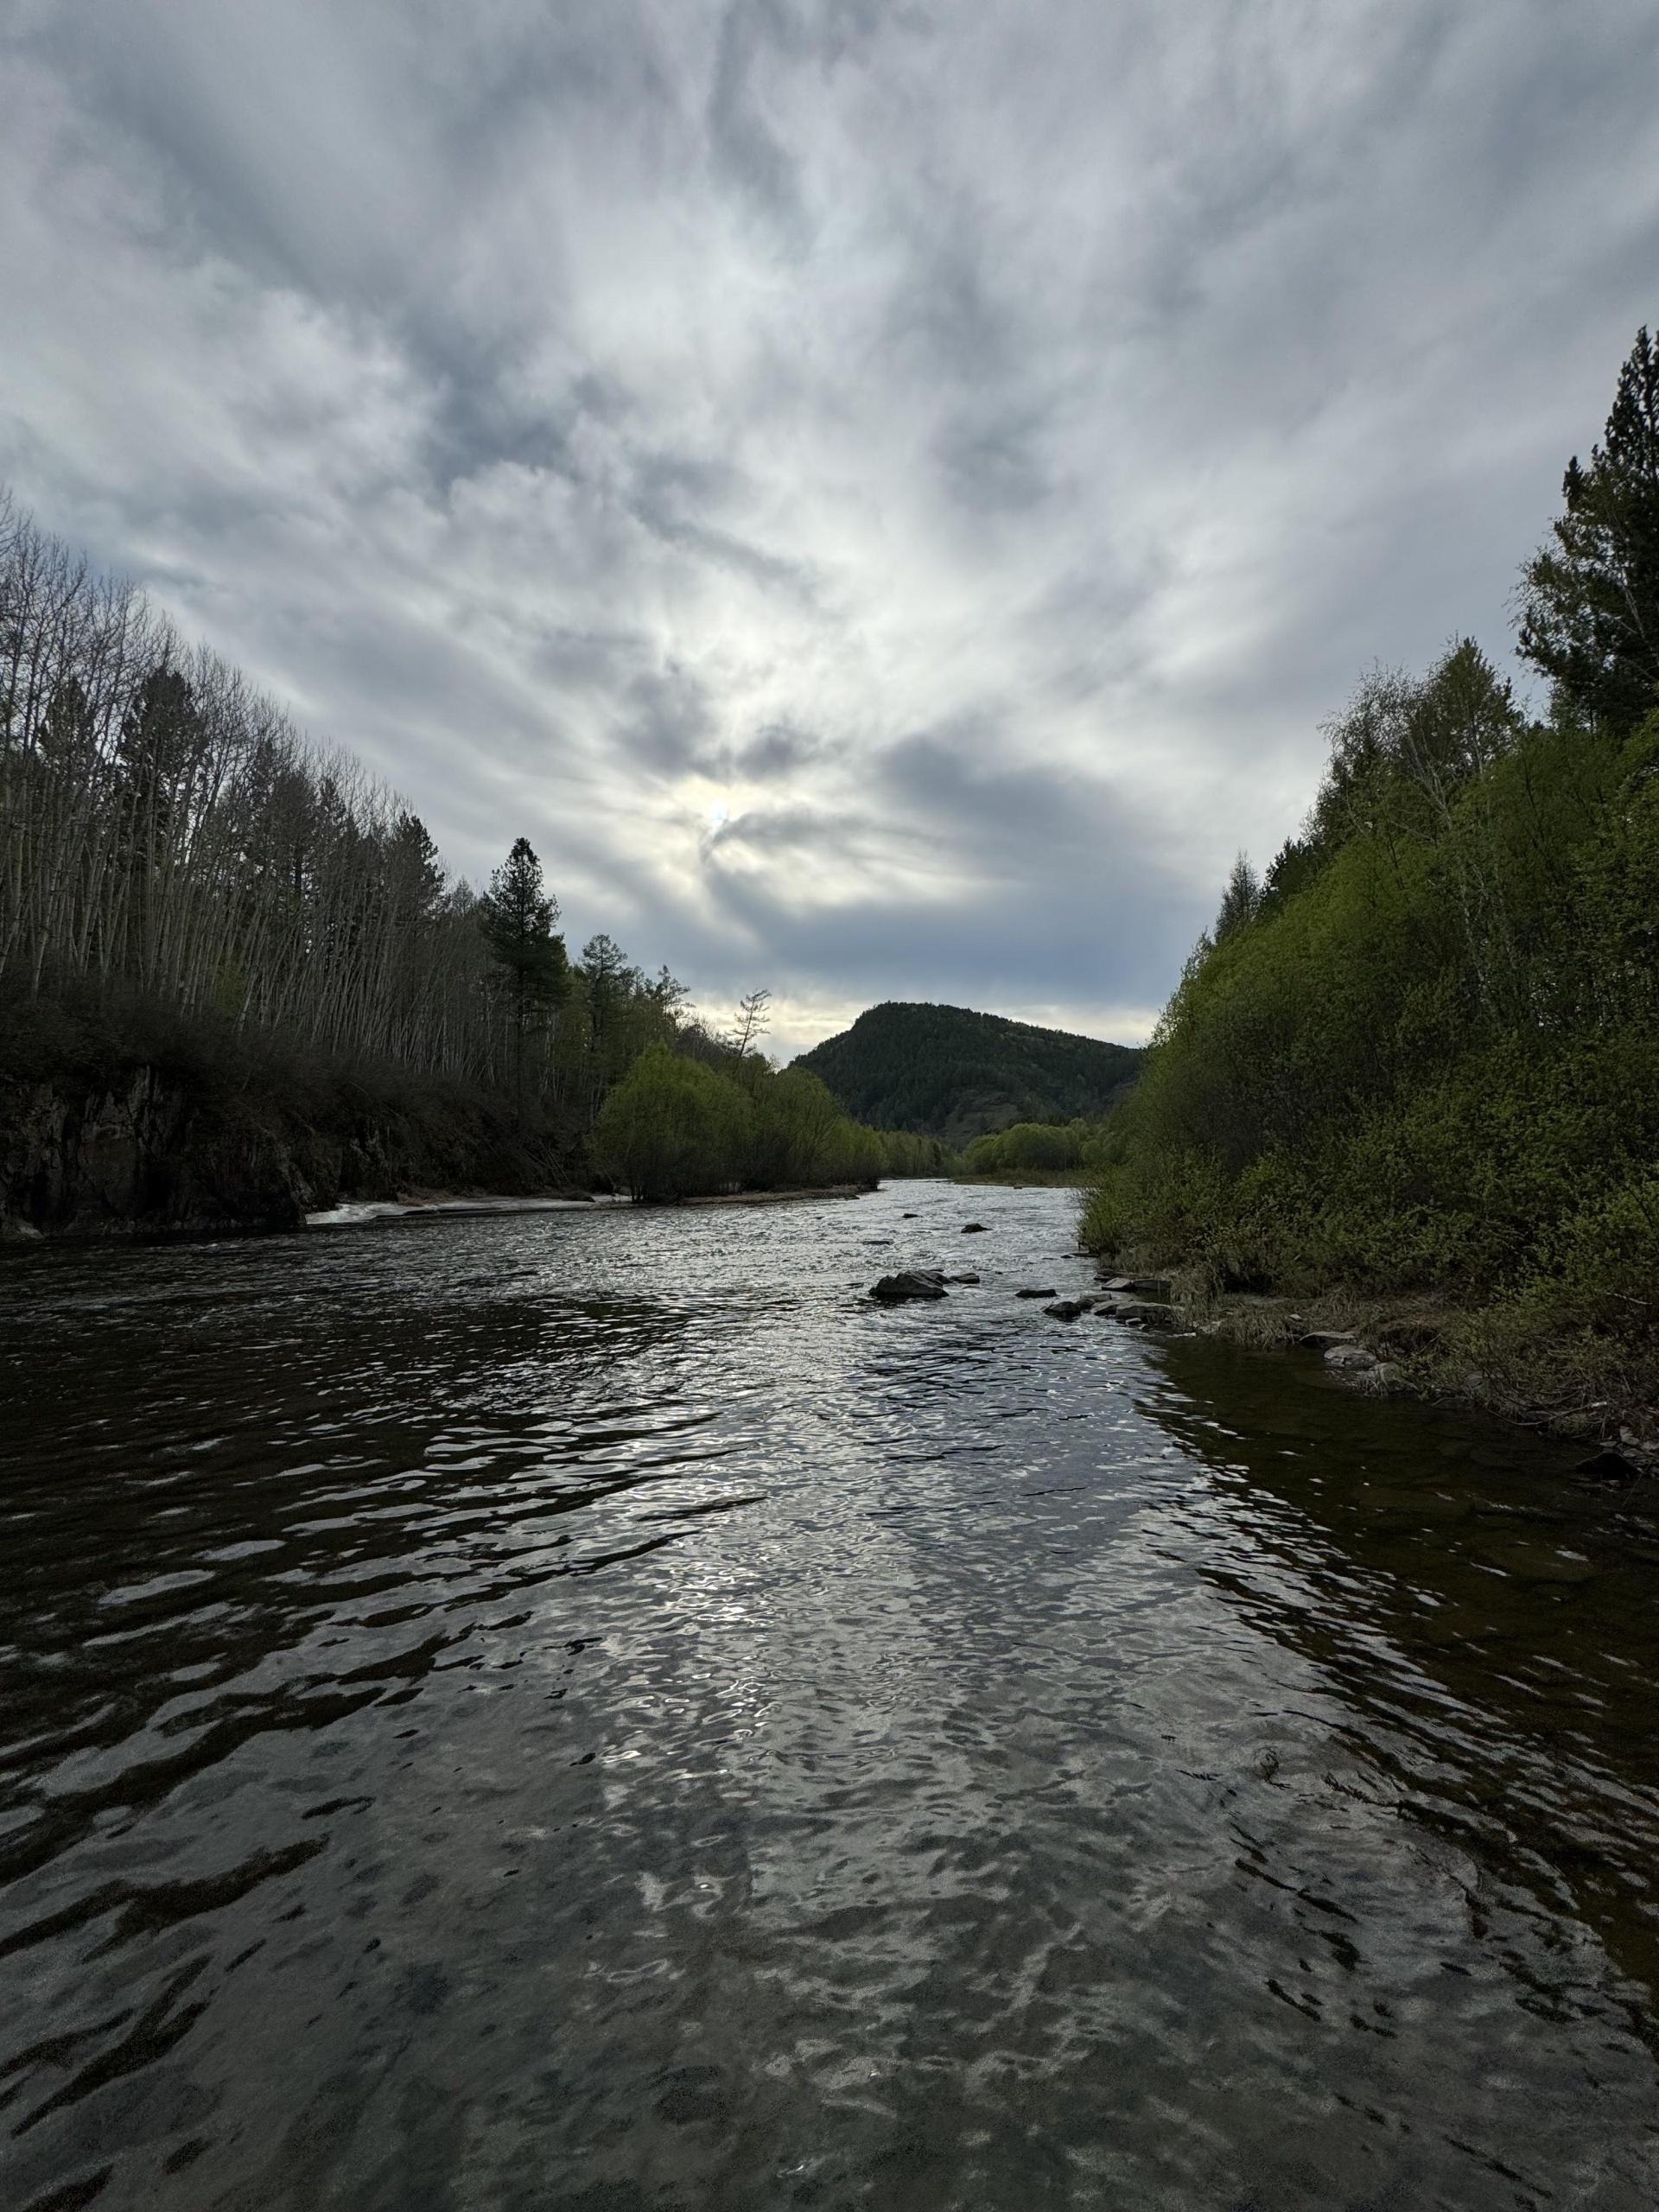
1519, 325, 1659, 729
478, 837, 568, 1115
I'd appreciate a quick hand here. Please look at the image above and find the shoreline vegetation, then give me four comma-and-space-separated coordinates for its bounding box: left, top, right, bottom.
1077, 326, 1659, 1468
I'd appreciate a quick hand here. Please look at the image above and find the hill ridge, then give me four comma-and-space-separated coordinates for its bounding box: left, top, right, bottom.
792, 1000, 1141, 1146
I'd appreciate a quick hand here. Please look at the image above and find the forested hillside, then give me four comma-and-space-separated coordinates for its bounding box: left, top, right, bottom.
0, 490, 888, 1228
796, 1001, 1141, 1147
1084, 326, 1659, 1415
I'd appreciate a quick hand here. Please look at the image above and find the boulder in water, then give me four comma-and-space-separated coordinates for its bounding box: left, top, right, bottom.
870, 1270, 948, 1302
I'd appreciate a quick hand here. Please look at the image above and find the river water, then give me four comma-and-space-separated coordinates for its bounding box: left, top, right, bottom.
3, 1181, 1657, 2210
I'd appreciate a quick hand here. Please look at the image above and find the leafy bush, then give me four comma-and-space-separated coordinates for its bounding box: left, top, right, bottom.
592, 1046, 886, 1200
960, 1119, 1101, 1173
875, 1129, 957, 1176
592, 1046, 754, 1200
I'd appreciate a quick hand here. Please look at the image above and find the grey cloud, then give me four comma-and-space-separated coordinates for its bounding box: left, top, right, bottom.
3, 0, 1657, 1046
732, 721, 821, 779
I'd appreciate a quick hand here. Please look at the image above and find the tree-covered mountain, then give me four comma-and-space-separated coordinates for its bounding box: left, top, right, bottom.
793, 1001, 1142, 1146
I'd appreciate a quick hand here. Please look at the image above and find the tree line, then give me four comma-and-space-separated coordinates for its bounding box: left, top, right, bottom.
1083, 324, 1659, 1386
0, 487, 918, 1192
0, 487, 690, 1107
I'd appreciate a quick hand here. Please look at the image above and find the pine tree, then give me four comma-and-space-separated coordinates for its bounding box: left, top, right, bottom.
478, 837, 568, 1116
1518, 326, 1659, 729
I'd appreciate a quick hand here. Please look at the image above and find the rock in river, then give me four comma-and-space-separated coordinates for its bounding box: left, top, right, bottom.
870, 1270, 948, 1302
1016, 1287, 1058, 1300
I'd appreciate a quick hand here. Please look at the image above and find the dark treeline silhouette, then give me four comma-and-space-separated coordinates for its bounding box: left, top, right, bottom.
0, 487, 693, 1119
1084, 325, 1659, 1415
0, 490, 910, 1210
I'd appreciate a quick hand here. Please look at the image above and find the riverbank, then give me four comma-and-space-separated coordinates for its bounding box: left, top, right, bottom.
0, 990, 575, 1240
1147, 1275, 1659, 1475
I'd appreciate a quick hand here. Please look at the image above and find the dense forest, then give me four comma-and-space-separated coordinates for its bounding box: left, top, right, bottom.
0, 490, 906, 1223
1083, 326, 1659, 1410
797, 1001, 1141, 1147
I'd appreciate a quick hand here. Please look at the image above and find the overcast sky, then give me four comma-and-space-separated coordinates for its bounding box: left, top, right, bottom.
3, 1, 1656, 1053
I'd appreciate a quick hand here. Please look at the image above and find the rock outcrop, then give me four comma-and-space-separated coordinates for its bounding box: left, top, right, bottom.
1, 1069, 313, 1238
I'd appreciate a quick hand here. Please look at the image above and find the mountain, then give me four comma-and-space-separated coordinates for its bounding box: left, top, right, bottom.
791, 1001, 1143, 1147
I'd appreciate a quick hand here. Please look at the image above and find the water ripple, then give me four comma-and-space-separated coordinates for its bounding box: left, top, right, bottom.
2, 1185, 1656, 2209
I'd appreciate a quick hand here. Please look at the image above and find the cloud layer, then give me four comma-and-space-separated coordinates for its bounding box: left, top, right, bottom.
3, 0, 1657, 1051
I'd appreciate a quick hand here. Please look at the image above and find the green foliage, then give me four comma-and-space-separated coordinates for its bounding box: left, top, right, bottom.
1084, 616, 1659, 1357
591, 1044, 755, 1201
794, 1001, 1141, 1144
592, 1044, 885, 1201
876, 1128, 958, 1176
959, 1118, 1103, 1174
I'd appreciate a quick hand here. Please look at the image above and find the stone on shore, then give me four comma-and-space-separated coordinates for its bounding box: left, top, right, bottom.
1325, 1344, 1376, 1370
1097, 1300, 1178, 1326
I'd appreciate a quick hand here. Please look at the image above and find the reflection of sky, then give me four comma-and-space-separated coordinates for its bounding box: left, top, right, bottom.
3, 2, 1656, 1053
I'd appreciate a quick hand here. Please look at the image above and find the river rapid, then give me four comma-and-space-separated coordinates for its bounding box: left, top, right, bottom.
3, 1180, 1657, 2210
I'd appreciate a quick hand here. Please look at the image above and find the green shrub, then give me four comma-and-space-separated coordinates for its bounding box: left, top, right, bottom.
592, 1046, 753, 1200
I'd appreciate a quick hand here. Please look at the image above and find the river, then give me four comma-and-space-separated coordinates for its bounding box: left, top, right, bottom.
3, 1180, 1656, 2209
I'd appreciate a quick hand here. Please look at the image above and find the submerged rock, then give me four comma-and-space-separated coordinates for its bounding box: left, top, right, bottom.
947, 1272, 981, 1284
869, 1270, 947, 1302
961, 1222, 989, 1234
